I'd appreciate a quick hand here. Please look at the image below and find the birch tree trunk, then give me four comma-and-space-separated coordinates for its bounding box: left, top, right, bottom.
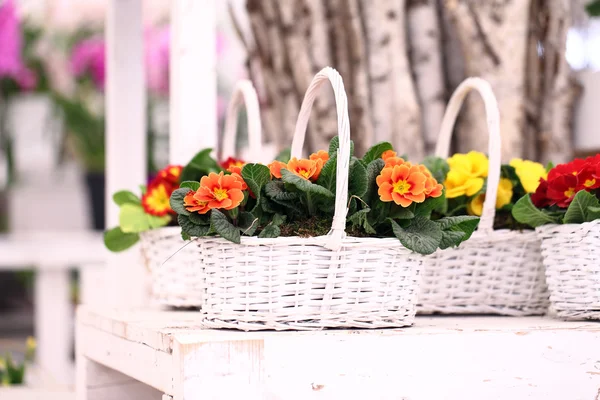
240, 0, 577, 162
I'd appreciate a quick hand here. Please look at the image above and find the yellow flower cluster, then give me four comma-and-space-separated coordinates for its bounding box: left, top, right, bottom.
445, 151, 547, 216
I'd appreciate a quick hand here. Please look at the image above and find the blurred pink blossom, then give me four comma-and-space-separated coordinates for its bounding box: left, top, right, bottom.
70, 38, 106, 90
145, 26, 170, 97
0, 0, 37, 91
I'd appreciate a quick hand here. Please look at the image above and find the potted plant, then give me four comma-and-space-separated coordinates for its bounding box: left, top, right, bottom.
512, 154, 600, 320
0, 336, 36, 386
161, 68, 478, 330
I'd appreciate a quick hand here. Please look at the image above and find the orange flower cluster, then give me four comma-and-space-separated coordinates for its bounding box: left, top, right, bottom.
376, 156, 443, 207
142, 165, 183, 216
268, 150, 329, 182
184, 172, 246, 214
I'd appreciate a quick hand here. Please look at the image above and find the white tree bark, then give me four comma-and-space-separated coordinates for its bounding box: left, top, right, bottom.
444, 0, 530, 162
389, 0, 425, 161
408, 0, 446, 153
538, 0, 578, 164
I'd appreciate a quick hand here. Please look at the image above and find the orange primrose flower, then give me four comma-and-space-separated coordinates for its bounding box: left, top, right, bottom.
310, 150, 330, 164
287, 157, 323, 181
418, 165, 443, 198
195, 172, 244, 210
381, 150, 397, 160
142, 182, 174, 216
384, 156, 410, 168
157, 165, 183, 186
376, 164, 427, 207
268, 160, 287, 179
183, 190, 211, 214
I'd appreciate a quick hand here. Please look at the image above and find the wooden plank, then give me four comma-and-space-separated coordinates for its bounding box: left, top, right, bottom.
169, 0, 217, 165
76, 356, 162, 400
0, 388, 74, 400
104, 0, 148, 308
34, 269, 72, 386
76, 324, 173, 394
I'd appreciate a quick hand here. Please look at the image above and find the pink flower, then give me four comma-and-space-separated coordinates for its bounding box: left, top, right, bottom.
145, 25, 170, 97
70, 38, 106, 90
0, 0, 21, 77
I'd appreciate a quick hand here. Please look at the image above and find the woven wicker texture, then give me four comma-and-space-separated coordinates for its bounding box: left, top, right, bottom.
145, 80, 263, 308
417, 77, 548, 316
537, 220, 600, 320
197, 67, 423, 331
140, 227, 203, 307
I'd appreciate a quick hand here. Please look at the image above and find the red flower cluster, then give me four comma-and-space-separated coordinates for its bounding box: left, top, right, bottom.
142, 165, 183, 216
531, 155, 600, 208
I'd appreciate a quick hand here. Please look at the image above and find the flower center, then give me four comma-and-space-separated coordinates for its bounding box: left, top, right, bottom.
393, 180, 411, 194
564, 187, 575, 198
584, 178, 596, 188
213, 188, 229, 201
149, 186, 169, 207
298, 169, 311, 179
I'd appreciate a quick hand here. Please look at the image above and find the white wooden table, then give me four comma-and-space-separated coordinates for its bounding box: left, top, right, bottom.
76, 307, 600, 400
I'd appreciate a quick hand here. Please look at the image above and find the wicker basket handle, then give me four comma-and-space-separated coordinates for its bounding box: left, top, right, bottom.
220, 80, 262, 161
434, 77, 501, 233
292, 67, 350, 251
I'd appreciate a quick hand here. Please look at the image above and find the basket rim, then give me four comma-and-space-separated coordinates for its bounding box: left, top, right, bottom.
535, 219, 600, 235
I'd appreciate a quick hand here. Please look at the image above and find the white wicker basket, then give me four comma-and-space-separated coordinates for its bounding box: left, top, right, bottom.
196, 67, 423, 331
536, 220, 600, 320
417, 78, 548, 316
141, 80, 263, 308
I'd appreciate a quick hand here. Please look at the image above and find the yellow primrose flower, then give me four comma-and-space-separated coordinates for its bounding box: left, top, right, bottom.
509, 158, 547, 193
445, 170, 484, 198
467, 178, 514, 216
445, 151, 489, 198
448, 151, 489, 179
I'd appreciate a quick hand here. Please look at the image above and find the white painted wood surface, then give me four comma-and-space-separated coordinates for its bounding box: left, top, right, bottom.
169, 0, 217, 165
0, 388, 74, 400
104, 0, 148, 308
76, 307, 600, 400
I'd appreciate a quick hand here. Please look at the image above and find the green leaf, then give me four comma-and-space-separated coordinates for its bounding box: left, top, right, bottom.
180, 148, 221, 182
180, 181, 200, 191
390, 216, 442, 255
564, 190, 600, 224
364, 158, 385, 204
139, 185, 147, 195
258, 223, 281, 238
188, 212, 210, 225
422, 156, 449, 184
362, 142, 393, 164
589, 206, 600, 220
117, 202, 171, 233
316, 153, 337, 192
103, 227, 140, 252
113, 190, 141, 206
178, 214, 211, 237
281, 169, 335, 198
348, 208, 377, 234
238, 211, 259, 236
512, 195, 561, 228
181, 231, 191, 241
414, 193, 446, 218
169, 188, 191, 216
348, 158, 368, 198
439, 230, 466, 250
210, 209, 241, 244
436, 215, 480, 248
272, 213, 287, 226
328, 135, 354, 157
586, 0, 600, 16
241, 163, 271, 210
389, 205, 415, 220
265, 180, 298, 201
275, 147, 291, 163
